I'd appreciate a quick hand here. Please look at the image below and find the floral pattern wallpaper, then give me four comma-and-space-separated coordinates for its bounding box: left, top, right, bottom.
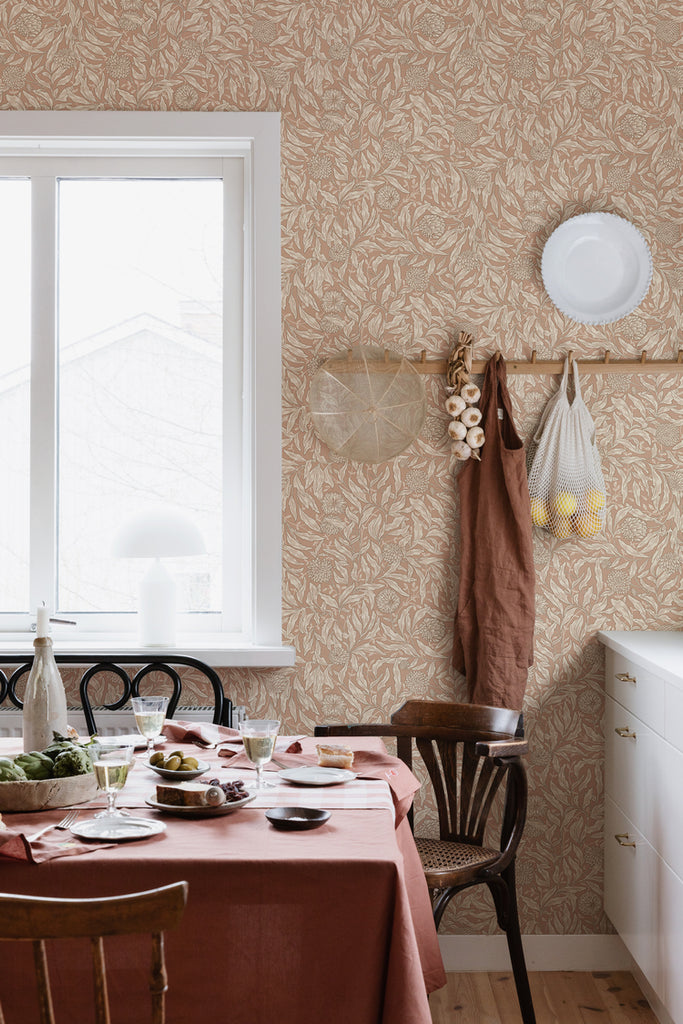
2, 0, 682, 938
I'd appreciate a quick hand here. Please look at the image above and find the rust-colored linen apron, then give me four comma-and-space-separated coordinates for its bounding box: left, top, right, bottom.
452, 355, 535, 710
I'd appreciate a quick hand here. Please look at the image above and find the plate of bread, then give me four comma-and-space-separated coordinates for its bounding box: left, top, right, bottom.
146, 779, 255, 817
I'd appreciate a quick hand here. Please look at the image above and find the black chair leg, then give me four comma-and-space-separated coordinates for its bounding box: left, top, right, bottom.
487, 864, 536, 1024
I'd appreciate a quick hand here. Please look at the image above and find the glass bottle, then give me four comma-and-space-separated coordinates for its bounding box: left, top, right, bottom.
22, 628, 69, 753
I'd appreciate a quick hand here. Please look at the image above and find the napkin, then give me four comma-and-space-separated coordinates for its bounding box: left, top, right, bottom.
162, 720, 241, 746
0, 826, 115, 864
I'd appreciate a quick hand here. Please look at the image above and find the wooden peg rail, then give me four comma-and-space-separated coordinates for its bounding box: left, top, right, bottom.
326, 348, 683, 376
410, 348, 683, 376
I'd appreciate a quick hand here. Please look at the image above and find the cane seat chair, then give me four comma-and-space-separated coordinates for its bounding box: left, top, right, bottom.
315, 699, 535, 1024
0, 881, 188, 1024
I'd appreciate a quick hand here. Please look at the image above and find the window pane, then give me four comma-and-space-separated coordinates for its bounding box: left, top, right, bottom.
57, 178, 223, 615
0, 179, 31, 612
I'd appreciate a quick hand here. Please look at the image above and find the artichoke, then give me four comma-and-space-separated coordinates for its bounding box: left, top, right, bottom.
13, 749, 53, 778
42, 740, 80, 762
0, 758, 28, 782
52, 746, 93, 777
14, 751, 54, 781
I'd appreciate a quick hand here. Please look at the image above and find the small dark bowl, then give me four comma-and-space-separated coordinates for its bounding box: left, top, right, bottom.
265, 807, 330, 831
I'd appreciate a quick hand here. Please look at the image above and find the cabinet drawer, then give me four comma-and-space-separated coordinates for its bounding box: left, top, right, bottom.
605, 649, 666, 733
606, 696, 683, 880
606, 799, 683, 1024
605, 797, 661, 998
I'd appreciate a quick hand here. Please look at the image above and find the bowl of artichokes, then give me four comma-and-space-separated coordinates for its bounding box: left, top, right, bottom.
0, 737, 97, 812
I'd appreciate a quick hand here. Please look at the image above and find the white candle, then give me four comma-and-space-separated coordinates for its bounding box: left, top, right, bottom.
36, 605, 50, 638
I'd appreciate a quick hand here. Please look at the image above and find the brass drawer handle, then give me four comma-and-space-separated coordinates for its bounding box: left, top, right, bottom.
614, 727, 636, 739
615, 672, 637, 683
615, 833, 636, 848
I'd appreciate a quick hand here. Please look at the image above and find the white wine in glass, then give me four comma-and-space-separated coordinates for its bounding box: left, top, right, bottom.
131, 696, 169, 754
92, 743, 134, 818
238, 719, 279, 789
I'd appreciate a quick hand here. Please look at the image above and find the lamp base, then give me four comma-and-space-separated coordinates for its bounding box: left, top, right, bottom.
138, 559, 176, 647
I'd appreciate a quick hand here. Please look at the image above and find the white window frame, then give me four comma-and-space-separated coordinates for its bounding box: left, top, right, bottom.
0, 111, 292, 665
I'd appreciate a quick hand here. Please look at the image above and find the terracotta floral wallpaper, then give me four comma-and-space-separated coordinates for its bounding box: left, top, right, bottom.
2, 0, 682, 938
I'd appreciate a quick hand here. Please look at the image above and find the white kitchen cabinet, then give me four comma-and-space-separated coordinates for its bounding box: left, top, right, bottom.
599, 631, 683, 1024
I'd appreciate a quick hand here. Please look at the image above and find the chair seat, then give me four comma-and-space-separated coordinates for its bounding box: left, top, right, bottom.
415, 836, 499, 882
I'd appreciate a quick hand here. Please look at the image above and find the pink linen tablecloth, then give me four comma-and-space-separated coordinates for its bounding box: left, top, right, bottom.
0, 736, 445, 1024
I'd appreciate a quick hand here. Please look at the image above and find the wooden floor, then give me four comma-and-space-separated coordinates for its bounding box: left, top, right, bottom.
430, 971, 659, 1023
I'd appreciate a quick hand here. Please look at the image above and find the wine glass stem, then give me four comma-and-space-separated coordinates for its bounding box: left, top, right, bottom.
106, 791, 117, 815
147, 737, 155, 754
255, 765, 263, 789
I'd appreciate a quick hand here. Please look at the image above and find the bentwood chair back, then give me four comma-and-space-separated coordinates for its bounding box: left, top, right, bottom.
0, 881, 188, 1024
315, 699, 535, 1024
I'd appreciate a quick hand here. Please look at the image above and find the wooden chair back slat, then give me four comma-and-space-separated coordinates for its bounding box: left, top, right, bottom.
33, 940, 54, 1024
91, 936, 110, 1024
0, 882, 187, 1024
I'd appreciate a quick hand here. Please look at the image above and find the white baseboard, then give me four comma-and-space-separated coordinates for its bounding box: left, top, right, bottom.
439, 933, 634, 972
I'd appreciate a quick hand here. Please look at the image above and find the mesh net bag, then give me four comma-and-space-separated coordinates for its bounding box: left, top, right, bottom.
309, 345, 426, 463
527, 359, 606, 538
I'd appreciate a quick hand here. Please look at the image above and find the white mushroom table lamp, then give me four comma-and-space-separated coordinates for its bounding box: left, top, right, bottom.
112, 510, 206, 647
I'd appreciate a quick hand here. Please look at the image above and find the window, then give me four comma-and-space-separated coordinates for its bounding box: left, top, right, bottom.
0, 112, 286, 657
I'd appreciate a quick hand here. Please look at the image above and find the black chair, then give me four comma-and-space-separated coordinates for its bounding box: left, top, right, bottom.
315, 699, 535, 1024
0, 654, 232, 733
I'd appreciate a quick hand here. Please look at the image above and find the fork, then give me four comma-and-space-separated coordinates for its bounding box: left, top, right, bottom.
28, 809, 80, 842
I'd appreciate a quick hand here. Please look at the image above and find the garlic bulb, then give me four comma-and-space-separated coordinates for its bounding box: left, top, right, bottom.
466, 426, 485, 449
461, 383, 481, 405
460, 407, 482, 428
451, 440, 472, 461
448, 419, 467, 440
445, 394, 466, 418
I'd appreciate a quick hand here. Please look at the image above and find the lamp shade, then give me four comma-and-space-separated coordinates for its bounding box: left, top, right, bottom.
112, 510, 206, 559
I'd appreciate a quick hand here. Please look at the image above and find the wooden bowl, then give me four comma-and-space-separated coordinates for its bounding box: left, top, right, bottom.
0, 773, 97, 812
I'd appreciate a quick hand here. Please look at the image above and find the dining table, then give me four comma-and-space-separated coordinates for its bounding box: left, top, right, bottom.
0, 729, 446, 1024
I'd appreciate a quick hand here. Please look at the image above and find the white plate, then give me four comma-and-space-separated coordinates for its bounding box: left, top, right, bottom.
89, 734, 163, 751
145, 791, 256, 817
541, 212, 652, 324
278, 766, 357, 787
71, 816, 166, 842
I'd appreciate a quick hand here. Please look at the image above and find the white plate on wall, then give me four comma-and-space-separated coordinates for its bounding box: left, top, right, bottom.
541, 212, 652, 325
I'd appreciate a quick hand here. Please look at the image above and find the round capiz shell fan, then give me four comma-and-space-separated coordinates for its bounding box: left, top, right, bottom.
309, 345, 427, 463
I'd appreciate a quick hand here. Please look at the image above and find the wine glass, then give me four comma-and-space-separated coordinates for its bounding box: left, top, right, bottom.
91, 742, 134, 818
238, 719, 279, 789
131, 695, 169, 755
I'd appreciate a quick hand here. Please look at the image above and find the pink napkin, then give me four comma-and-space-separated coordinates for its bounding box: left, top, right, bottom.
0, 826, 115, 864
162, 720, 241, 746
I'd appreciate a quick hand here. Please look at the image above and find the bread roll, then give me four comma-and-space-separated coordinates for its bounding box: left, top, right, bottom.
316, 744, 354, 770
156, 782, 214, 806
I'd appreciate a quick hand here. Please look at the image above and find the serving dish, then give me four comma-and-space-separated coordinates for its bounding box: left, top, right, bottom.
148, 759, 210, 781
145, 791, 256, 818
278, 766, 356, 787
0, 773, 98, 813
541, 211, 652, 324
265, 807, 330, 831
71, 817, 166, 842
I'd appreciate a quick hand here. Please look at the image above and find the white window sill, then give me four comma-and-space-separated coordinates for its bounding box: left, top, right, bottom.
0, 634, 296, 668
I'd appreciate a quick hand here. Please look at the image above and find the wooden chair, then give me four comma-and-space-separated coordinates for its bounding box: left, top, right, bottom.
0, 881, 188, 1024
315, 699, 535, 1024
